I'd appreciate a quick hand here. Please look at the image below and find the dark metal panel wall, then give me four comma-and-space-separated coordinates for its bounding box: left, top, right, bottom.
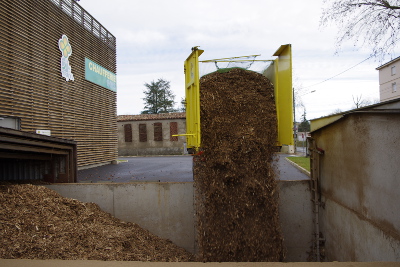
0, 126, 77, 182
0, 0, 117, 167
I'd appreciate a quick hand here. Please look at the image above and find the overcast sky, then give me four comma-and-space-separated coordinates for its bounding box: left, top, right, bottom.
78, 0, 394, 120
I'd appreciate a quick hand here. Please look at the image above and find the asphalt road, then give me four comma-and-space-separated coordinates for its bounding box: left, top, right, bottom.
78, 156, 193, 183
275, 153, 310, 181
78, 153, 309, 183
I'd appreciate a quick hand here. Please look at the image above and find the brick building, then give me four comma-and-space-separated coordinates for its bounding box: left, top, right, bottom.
117, 113, 186, 156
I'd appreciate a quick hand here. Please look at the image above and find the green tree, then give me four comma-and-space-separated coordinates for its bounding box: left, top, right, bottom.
321, 0, 400, 59
298, 110, 310, 132
141, 79, 175, 114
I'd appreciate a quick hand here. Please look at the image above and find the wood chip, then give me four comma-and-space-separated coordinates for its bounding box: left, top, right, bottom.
194, 68, 285, 262
0, 184, 194, 261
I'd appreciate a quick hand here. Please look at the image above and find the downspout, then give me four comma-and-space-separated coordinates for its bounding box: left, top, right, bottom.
314, 168, 320, 262
308, 137, 324, 261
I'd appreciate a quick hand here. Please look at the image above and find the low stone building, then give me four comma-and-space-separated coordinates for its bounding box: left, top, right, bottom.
117, 113, 186, 156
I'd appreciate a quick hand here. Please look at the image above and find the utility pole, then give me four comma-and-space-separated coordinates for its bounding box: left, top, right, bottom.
293, 88, 297, 153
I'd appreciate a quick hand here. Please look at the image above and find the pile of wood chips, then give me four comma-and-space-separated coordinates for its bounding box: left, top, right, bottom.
194, 68, 284, 262
0, 184, 194, 261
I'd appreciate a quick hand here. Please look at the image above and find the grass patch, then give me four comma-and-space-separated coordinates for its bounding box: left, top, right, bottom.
286, 156, 310, 172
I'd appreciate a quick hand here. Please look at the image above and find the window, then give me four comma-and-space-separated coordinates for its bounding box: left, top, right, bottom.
391, 66, 396, 76
154, 122, 163, 141
124, 124, 132, 142
139, 124, 147, 142
392, 82, 397, 93
170, 122, 178, 141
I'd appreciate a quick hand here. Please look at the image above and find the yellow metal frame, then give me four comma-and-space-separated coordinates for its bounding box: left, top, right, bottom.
182, 47, 203, 151
264, 44, 294, 150
181, 45, 293, 153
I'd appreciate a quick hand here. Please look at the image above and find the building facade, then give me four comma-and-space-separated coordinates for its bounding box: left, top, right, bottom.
0, 0, 117, 170
376, 56, 400, 101
117, 113, 186, 156
309, 99, 400, 261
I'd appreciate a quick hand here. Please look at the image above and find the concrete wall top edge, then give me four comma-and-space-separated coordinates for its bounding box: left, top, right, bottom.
51, 182, 195, 185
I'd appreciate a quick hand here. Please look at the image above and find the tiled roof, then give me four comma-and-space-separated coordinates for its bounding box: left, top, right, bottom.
117, 112, 186, 122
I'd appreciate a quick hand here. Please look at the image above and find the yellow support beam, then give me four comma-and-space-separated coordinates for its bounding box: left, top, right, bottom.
264, 44, 294, 153
183, 47, 203, 152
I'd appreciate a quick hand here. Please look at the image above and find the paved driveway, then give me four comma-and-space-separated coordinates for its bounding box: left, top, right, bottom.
78, 153, 309, 183
275, 154, 310, 180
78, 156, 193, 183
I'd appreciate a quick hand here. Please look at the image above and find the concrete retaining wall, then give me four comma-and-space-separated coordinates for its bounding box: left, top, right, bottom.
279, 180, 313, 261
46, 183, 195, 253
311, 113, 400, 261
319, 198, 400, 261
46, 180, 313, 260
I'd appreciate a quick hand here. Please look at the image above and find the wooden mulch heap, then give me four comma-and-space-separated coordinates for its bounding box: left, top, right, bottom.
194, 68, 285, 262
0, 184, 194, 261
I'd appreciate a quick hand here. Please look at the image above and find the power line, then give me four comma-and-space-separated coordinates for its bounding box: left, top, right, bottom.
299, 90, 315, 97
302, 55, 374, 90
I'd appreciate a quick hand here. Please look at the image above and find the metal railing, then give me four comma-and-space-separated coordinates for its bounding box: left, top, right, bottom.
50, 0, 116, 50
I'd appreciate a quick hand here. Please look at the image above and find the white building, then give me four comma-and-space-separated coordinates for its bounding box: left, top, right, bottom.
376, 56, 400, 101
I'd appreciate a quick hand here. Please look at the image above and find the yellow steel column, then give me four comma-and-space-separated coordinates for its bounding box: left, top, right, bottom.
273, 44, 294, 153
183, 47, 203, 152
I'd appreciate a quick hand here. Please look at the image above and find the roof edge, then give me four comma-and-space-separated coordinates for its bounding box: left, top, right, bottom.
376, 55, 400, 70
117, 112, 186, 122
310, 97, 400, 132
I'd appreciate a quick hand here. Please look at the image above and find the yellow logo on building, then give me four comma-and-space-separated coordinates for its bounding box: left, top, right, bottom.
58, 35, 74, 81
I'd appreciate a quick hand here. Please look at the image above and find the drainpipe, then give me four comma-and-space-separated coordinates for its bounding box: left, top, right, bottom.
316, 146, 324, 262
314, 181, 320, 262
309, 137, 324, 261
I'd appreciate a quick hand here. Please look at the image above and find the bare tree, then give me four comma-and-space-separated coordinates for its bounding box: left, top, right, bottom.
178, 97, 186, 112
293, 77, 306, 123
352, 94, 372, 108
329, 108, 344, 115
321, 0, 400, 59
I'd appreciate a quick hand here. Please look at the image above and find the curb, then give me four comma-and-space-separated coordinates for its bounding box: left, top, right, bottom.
285, 157, 311, 177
